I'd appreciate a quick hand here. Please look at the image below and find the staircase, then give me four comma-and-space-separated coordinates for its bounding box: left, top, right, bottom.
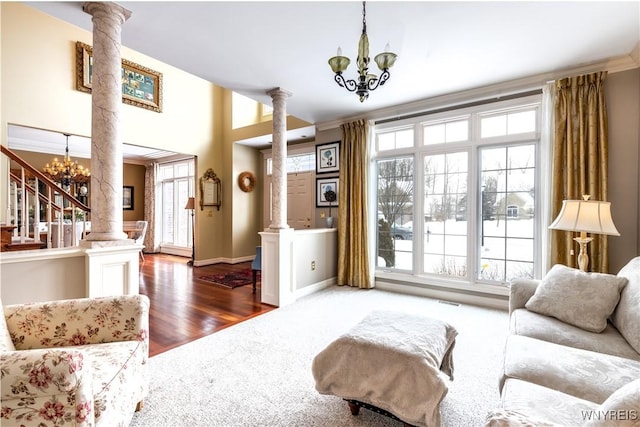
1, 145, 91, 252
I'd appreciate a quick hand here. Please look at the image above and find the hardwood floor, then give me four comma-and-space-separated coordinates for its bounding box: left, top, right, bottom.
139, 253, 275, 357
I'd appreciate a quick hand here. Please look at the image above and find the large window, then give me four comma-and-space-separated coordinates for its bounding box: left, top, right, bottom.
374, 95, 542, 286
158, 159, 195, 250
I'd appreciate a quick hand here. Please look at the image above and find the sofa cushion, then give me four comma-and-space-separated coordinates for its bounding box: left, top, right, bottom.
525, 264, 627, 333
611, 256, 640, 354
492, 378, 596, 426
0, 299, 16, 352
511, 308, 640, 361
585, 378, 640, 426
501, 335, 640, 404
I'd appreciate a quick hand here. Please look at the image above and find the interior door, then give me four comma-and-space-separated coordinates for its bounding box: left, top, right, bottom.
287, 172, 312, 229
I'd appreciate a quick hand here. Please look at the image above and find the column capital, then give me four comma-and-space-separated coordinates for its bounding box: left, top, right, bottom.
266, 87, 293, 100
83, 2, 132, 23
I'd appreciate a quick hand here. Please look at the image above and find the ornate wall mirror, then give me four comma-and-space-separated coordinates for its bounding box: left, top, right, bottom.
200, 168, 221, 210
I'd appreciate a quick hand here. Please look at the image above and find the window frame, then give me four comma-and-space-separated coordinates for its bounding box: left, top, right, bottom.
372, 94, 544, 294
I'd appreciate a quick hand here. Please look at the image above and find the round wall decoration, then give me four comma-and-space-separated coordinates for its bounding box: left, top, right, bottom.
238, 171, 256, 192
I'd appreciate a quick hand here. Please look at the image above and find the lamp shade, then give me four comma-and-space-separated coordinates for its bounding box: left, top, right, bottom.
184, 197, 196, 210
549, 198, 620, 236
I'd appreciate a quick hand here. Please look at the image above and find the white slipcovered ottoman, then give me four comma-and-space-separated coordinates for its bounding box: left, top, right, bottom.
312, 310, 458, 427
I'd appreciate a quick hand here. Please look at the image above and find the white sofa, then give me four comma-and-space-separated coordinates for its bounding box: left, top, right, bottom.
1, 294, 149, 426
487, 256, 640, 426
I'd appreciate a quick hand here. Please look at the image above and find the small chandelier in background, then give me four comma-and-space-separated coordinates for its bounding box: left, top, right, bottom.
42, 133, 91, 187
328, 1, 397, 102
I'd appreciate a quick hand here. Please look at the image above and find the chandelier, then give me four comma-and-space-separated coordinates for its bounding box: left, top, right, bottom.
328, 1, 397, 102
42, 133, 91, 187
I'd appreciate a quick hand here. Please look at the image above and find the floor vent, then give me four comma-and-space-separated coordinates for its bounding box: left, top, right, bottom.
438, 300, 460, 307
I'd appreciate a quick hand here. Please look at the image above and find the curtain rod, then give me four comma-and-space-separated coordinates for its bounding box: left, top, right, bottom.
375, 89, 543, 125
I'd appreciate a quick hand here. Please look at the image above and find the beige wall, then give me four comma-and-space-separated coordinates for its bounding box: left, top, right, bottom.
230, 143, 263, 258
607, 68, 640, 272
123, 163, 145, 222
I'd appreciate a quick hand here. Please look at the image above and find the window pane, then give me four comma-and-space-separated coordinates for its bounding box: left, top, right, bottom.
396, 129, 414, 149
424, 123, 445, 145
481, 115, 506, 138
176, 179, 190, 246
176, 164, 189, 178
162, 182, 174, 243
159, 165, 174, 180
424, 120, 468, 145
479, 144, 535, 282
377, 157, 414, 270
378, 133, 395, 151
507, 110, 536, 134
423, 152, 468, 278
286, 153, 315, 173
446, 120, 469, 142
378, 129, 414, 151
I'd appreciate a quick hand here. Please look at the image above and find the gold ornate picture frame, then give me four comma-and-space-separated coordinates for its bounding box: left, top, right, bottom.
200, 168, 222, 211
76, 41, 163, 113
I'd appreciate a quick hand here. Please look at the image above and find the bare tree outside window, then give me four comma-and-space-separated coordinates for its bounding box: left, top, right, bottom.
377, 158, 414, 268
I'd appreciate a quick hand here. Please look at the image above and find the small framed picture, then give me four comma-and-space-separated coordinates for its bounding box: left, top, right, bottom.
316, 141, 340, 174
316, 177, 339, 207
123, 186, 134, 210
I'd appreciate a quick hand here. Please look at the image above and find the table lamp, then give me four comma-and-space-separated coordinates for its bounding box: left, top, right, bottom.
549, 195, 620, 272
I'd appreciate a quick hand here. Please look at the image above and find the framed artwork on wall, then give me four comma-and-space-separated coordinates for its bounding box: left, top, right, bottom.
76, 41, 163, 113
123, 186, 134, 210
316, 177, 339, 208
316, 141, 340, 174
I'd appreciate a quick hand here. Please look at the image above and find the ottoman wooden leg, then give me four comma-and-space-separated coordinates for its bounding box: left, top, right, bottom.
347, 401, 360, 416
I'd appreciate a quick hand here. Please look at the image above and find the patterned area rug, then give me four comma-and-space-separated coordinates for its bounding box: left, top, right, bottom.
198, 270, 253, 289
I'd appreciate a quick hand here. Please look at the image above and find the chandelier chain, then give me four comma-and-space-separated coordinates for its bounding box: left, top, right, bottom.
361, 1, 366, 34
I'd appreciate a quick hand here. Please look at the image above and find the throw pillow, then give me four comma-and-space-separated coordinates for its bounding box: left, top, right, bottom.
584, 378, 640, 426
611, 257, 640, 354
525, 264, 627, 333
0, 299, 16, 352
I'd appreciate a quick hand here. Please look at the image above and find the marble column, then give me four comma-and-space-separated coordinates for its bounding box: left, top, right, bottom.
83, 2, 131, 242
266, 87, 292, 230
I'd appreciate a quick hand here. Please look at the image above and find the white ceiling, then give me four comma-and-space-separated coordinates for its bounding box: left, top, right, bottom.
7, 124, 183, 164
20, 1, 640, 149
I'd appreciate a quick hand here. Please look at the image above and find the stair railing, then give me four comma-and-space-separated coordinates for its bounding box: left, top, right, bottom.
2, 145, 91, 250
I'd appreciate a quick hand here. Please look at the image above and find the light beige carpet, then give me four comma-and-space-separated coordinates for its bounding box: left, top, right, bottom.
130, 285, 509, 426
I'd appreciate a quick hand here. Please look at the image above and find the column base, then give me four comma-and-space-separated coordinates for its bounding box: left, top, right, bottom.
259, 229, 295, 307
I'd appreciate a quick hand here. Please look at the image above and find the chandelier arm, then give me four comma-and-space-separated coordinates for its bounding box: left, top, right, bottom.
334, 74, 358, 93
367, 69, 390, 91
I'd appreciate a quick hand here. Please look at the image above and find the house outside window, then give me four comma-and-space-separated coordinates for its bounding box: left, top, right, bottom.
374, 94, 542, 287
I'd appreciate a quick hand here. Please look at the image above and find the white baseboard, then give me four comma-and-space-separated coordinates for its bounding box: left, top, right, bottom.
375, 280, 509, 311
294, 277, 336, 300
195, 256, 255, 267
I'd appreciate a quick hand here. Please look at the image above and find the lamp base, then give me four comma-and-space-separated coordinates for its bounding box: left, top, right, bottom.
574, 234, 593, 272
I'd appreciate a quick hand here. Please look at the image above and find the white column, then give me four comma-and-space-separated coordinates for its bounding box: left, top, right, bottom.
80, 2, 139, 298
266, 87, 292, 230
83, 1, 131, 242
261, 88, 294, 307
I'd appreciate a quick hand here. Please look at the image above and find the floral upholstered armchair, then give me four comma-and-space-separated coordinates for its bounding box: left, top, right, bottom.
0, 294, 150, 426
